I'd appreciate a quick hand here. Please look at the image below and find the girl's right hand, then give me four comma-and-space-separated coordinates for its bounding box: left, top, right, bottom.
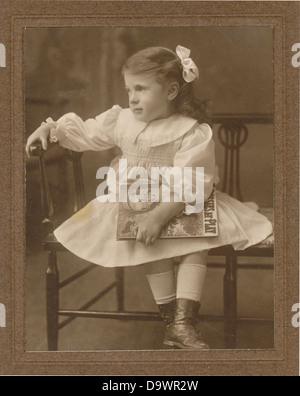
136, 212, 163, 246
25, 123, 52, 157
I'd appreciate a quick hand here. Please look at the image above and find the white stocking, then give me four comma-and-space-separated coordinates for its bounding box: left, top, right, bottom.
176, 252, 208, 302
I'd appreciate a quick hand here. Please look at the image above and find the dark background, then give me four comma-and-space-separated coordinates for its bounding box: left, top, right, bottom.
25, 26, 273, 207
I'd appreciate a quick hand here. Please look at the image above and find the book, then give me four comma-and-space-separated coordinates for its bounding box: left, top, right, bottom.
116, 186, 218, 240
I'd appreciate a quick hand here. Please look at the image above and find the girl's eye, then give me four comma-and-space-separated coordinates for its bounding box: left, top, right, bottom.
126, 85, 145, 94
136, 85, 147, 92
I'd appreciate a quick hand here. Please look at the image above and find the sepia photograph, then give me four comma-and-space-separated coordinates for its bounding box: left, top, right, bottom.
25, 26, 275, 352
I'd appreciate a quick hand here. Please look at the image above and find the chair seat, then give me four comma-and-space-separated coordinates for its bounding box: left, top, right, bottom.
209, 207, 274, 258
254, 206, 274, 255
43, 233, 66, 251
209, 243, 273, 257
234, 243, 273, 257
259, 207, 274, 226
259, 207, 274, 242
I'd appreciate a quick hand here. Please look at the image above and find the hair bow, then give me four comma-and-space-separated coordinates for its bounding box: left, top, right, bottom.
176, 45, 199, 83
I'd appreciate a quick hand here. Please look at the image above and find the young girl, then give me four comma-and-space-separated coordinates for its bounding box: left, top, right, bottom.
26, 45, 273, 350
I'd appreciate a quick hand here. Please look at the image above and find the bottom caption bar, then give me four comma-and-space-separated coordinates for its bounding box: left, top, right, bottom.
100, 378, 200, 392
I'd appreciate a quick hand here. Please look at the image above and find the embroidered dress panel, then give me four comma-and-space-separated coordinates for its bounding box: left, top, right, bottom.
119, 137, 183, 168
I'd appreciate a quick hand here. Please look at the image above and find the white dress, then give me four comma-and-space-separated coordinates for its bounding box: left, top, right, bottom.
51, 105, 273, 267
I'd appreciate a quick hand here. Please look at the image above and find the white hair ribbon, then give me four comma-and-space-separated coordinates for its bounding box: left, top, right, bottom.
176, 45, 199, 83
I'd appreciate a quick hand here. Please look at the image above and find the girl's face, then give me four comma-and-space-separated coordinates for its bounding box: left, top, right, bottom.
124, 72, 173, 123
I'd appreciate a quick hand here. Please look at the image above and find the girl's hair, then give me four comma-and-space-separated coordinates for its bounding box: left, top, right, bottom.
122, 46, 210, 124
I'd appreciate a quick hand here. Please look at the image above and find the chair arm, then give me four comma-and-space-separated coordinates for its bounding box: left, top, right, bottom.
28, 141, 86, 228
29, 142, 44, 157
28, 142, 54, 235
29, 141, 56, 157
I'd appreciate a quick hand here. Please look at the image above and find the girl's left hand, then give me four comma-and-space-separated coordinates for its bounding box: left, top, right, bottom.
136, 213, 163, 246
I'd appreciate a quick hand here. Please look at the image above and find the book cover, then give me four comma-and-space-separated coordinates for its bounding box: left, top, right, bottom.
117, 186, 218, 240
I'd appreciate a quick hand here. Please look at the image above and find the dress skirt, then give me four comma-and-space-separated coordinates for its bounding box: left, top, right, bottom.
53, 191, 273, 267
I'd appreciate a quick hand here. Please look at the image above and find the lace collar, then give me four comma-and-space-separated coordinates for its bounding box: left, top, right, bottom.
117, 108, 198, 147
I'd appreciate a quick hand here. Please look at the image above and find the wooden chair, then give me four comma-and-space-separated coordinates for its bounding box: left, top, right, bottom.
209, 113, 274, 348
28, 113, 274, 351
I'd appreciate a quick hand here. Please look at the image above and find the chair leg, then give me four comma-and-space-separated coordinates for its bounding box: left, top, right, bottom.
115, 268, 124, 312
46, 251, 59, 351
223, 252, 237, 349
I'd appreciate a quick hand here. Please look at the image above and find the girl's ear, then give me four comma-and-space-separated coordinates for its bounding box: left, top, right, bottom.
167, 82, 179, 101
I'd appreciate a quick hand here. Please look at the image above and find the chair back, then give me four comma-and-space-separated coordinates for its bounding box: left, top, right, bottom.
212, 113, 273, 201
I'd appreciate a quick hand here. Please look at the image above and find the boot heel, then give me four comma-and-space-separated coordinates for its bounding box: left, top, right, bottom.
166, 299, 210, 350
163, 337, 174, 346
163, 339, 175, 346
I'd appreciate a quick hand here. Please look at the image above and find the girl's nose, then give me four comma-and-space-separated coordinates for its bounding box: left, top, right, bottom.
130, 92, 139, 104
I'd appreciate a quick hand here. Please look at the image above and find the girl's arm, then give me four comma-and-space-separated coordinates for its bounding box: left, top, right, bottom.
25, 105, 122, 156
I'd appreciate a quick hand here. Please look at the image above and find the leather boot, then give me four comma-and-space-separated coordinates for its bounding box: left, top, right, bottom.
157, 300, 175, 345
163, 298, 210, 349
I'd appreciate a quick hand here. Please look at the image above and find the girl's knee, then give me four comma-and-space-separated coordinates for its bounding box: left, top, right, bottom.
144, 258, 174, 275
181, 251, 208, 265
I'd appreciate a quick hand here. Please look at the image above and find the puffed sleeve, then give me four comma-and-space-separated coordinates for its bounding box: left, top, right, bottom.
48, 105, 122, 152
173, 123, 219, 214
